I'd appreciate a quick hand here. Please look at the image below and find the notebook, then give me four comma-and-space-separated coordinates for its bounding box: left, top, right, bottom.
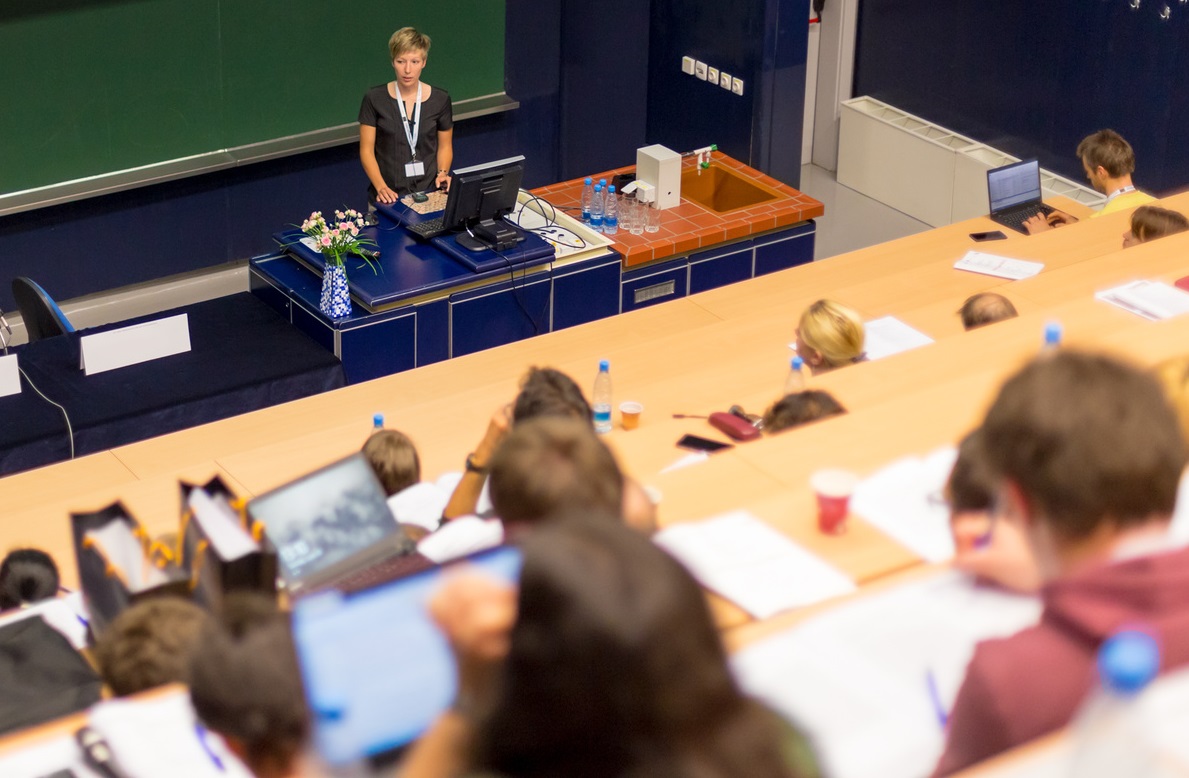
292, 544, 523, 766
987, 159, 1055, 234
246, 453, 426, 597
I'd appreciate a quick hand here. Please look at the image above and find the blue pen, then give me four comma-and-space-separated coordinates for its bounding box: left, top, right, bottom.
926, 670, 948, 729
195, 722, 226, 772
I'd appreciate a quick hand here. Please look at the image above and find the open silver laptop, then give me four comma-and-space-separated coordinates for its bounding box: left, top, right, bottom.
246, 453, 427, 597
987, 159, 1056, 234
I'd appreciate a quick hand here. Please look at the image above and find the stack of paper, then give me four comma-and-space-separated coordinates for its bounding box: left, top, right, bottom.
654, 510, 856, 619
731, 569, 1042, 778
953, 250, 1044, 280
863, 316, 935, 360
1095, 280, 1189, 321
849, 447, 958, 563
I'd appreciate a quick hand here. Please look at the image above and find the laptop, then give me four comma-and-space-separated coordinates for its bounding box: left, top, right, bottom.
987, 159, 1056, 234
292, 544, 523, 767
246, 453, 431, 598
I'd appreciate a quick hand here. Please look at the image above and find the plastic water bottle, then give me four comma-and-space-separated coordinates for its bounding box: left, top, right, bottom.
372, 413, 384, 431
577, 177, 592, 223
783, 356, 807, 394
604, 185, 619, 235
598, 178, 607, 191
1067, 630, 1160, 777
1044, 321, 1063, 350
593, 360, 612, 434
590, 184, 605, 233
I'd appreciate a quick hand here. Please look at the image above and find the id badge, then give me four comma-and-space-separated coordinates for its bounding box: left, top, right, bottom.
404, 160, 425, 178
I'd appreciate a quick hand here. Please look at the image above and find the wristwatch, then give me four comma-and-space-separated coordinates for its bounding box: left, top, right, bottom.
465, 453, 488, 474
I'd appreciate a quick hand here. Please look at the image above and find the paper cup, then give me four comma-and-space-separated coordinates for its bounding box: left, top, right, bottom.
620, 401, 643, 430
810, 469, 859, 535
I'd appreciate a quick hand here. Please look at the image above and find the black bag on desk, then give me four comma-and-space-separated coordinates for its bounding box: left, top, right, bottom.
179, 476, 277, 614
0, 616, 102, 735
70, 502, 191, 639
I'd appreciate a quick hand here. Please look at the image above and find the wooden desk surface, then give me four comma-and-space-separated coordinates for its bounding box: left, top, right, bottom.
3, 191, 1188, 632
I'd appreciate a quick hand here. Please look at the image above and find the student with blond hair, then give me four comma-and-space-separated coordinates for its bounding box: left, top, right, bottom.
794, 299, 865, 375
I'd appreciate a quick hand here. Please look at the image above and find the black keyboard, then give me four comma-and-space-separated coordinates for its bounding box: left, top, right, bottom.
407, 217, 448, 240
995, 203, 1055, 233
329, 552, 437, 594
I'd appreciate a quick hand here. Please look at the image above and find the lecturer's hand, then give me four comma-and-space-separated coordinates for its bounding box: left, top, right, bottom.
436, 171, 452, 192
376, 184, 399, 204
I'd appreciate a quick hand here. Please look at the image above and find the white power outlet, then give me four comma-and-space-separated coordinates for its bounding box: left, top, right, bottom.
719, 71, 732, 90
707, 66, 720, 84
694, 60, 708, 81
731, 77, 745, 96
681, 56, 695, 75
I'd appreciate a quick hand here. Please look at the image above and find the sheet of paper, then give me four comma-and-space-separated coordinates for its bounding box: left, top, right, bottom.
850, 447, 958, 563
0, 353, 19, 398
731, 568, 1042, 778
79, 313, 191, 376
388, 481, 453, 531
88, 692, 253, 778
189, 489, 258, 560
1095, 280, 1189, 321
953, 250, 1044, 280
863, 316, 935, 360
84, 523, 169, 589
654, 510, 856, 619
660, 450, 709, 473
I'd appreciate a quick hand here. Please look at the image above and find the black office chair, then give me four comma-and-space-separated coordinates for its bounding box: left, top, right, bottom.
11, 277, 75, 342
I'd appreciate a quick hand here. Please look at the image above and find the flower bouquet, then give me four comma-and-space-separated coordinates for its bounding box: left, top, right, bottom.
298, 209, 379, 318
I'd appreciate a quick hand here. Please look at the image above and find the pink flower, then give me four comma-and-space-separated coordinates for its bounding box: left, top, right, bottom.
320, 235, 332, 247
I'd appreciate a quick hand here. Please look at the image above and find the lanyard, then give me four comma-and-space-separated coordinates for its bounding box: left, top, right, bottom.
395, 82, 423, 160
1106, 184, 1136, 203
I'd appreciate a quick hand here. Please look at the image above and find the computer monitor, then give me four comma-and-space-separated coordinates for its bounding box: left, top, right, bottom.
441, 155, 526, 251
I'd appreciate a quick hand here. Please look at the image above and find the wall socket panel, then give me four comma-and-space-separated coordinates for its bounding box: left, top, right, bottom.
683, 55, 744, 96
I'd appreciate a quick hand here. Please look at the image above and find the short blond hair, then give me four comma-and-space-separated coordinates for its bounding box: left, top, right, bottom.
389, 27, 431, 60
799, 299, 864, 368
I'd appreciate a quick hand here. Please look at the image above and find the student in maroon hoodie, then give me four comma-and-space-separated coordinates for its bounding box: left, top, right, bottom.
935, 351, 1189, 776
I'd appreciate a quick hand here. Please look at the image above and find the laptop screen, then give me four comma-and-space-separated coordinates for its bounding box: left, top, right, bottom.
248, 453, 400, 583
291, 545, 523, 766
987, 159, 1043, 213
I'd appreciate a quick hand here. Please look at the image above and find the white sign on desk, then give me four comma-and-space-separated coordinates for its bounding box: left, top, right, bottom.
79, 313, 191, 376
0, 353, 19, 397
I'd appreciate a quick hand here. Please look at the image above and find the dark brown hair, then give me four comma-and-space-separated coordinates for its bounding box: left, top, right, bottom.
946, 428, 997, 513
762, 390, 846, 434
474, 517, 809, 778
959, 292, 1019, 331
1130, 205, 1189, 244
981, 351, 1186, 539
189, 594, 308, 776
362, 429, 421, 496
1077, 129, 1136, 178
489, 417, 623, 525
0, 548, 59, 609
513, 366, 593, 427
94, 596, 211, 697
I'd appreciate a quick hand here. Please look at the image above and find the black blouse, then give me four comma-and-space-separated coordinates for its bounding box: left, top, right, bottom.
358, 83, 453, 198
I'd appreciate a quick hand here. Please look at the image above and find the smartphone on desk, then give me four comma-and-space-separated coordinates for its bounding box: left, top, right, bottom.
676, 434, 733, 454
969, 230, 1007, 242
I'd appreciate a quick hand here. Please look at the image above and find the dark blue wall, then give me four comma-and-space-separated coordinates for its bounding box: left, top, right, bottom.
854, 0, 1189, 195
0, 0, 807, 312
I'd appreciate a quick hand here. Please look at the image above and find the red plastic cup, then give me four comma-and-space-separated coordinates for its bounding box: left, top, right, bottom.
810, 469, 859, 535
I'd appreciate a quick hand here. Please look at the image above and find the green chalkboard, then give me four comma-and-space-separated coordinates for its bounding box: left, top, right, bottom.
0, 1, 505, 195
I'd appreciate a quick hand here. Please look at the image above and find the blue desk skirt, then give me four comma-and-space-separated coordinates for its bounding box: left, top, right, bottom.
0, 293, 346, 476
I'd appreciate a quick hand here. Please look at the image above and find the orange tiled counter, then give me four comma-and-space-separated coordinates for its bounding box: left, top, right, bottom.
530, 151, 824, 268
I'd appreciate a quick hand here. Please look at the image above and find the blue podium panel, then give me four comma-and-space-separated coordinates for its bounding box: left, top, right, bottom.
551, 254, 621, 331
754, 222, 815, 276
339, 311, 417, 384
415, 298, 450, 367
621, 257, 689, 313
450, 274, 553, 357
689, 240, 755, 295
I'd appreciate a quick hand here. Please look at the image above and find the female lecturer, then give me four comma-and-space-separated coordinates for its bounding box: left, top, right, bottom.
358, 28, 453, 204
